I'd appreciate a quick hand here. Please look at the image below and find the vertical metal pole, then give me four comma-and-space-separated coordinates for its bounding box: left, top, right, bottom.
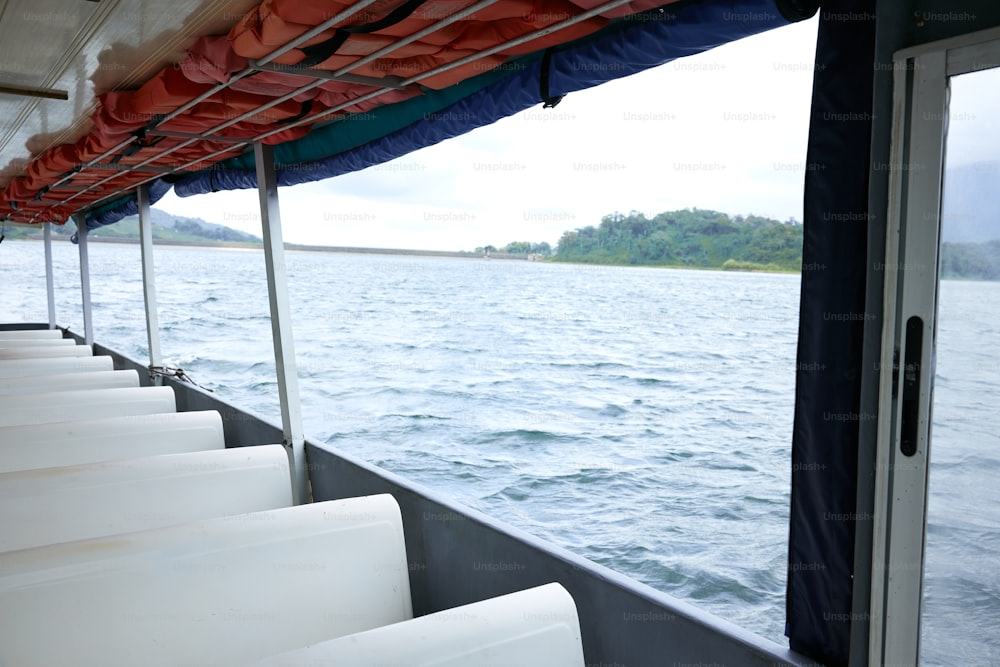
75, 215, 94, 347
254, 142, 308, 504
43, 222, 56, 329
137, 186, 163, 385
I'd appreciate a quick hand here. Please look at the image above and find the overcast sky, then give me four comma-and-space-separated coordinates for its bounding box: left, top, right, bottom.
155, 16, 823, 252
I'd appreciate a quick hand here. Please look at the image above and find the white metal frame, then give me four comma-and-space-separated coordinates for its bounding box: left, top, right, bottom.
254, 142, 307, 505
137, 185, 162, 383
43, 222, 56, 329
870, 26, 1000, 667
74, 215, 94, 347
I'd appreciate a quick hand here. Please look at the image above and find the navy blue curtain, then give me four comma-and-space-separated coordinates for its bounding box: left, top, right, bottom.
786, 1, 876, 664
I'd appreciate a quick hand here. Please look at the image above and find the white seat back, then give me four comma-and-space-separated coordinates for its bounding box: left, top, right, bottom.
0, 386, 175, 427
0, 369, 140, 395
0, 445, 292, 552
250, 583, 586, 667
0, 337, 75, 347
0, 329, 64, 340
0, 410, 224, 473
0, 344, 92, 360
0, 495, 412, 667
0, 355, 113, 378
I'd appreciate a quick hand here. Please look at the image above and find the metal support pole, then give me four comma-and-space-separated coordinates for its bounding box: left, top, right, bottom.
137, 186, 163, 384
75, 215, 94, 347
254, 142, 308, 504
43, 223, 56, 329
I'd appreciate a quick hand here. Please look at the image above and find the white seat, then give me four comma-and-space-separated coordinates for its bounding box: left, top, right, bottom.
0, 495, 412, 667
0, 369, 140, 394
0, 355, 113, 378
0, 329, 63, 340
0, 410, 225, 473
250, 583, 586, 667
0, 445, 293, 552
0, 386, 175, 427
0, 344, 92, 360
0, 337, 75, 347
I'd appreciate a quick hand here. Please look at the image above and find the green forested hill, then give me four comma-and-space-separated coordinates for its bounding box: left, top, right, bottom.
941, 240, 1000, 280
1, 209, 260, 245
553, 208, 803, 271
92, 209, 262, 244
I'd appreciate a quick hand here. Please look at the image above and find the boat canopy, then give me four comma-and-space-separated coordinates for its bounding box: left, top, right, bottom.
0, 0, 817, 231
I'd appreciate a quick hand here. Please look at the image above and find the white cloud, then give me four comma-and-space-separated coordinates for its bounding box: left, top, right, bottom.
156, 16, 820, 251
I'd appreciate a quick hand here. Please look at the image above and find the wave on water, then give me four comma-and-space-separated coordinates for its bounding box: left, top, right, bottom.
382, 413, 451, 421
473, 429, 567, 444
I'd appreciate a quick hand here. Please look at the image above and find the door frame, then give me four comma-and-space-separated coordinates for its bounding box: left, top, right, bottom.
870, 24, 1000, 667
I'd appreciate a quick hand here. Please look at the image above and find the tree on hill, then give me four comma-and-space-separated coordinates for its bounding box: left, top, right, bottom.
554, 208, 803, 270
477, 241, 553, 256
500, 241, 552, 255
941, 240, 1000, 280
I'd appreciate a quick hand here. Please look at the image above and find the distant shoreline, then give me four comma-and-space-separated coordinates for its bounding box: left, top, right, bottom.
94, 239, 799, 272
283, 242, 484, 259
7, 236, 535, 260
14, 236, 791, 271
10, 237, 997, 279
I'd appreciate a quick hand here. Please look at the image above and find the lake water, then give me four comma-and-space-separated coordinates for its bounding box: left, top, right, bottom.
2, 239, 998, 663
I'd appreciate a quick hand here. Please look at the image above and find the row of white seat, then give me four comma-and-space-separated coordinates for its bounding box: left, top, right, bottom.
0, 329, 64, 339
0, 325, 132, 393
0, 329, 585, 666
